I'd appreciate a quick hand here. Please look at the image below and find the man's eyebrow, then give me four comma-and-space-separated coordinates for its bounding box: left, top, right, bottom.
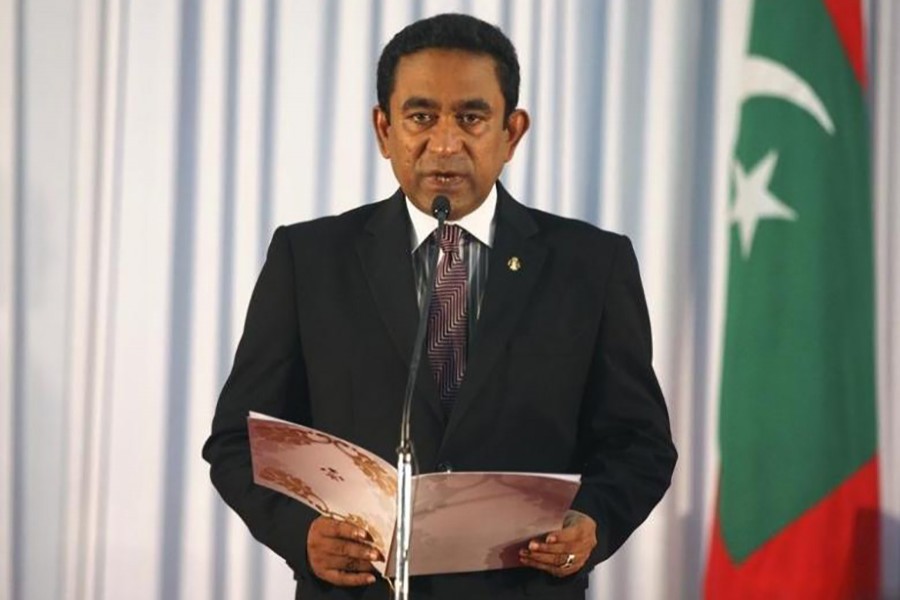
454, 99, 493, 113
399, 97, 494, 113
400, 97, 439, 111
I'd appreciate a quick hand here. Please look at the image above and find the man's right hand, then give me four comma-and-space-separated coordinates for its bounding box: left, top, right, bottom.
307, 516, 382, 586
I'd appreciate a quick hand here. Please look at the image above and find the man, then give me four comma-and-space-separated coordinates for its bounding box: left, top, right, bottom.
203, 13, 676, 600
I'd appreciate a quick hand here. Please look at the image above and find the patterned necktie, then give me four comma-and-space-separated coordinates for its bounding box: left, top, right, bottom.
427, 224, 468, 416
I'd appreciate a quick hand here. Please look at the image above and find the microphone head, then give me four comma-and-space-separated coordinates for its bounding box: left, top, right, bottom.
431, 196, 451, 222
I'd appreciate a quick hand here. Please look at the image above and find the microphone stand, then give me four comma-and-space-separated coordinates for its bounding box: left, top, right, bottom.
394, 196, 450, 600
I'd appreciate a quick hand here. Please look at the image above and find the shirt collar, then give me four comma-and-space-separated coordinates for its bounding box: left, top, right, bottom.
405, 184, 497, 253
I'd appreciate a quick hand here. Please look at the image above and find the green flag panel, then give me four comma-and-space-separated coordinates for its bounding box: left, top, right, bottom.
718, 0, 876, 562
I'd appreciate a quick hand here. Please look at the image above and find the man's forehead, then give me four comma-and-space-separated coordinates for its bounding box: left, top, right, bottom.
397, 46, 495, 65
391, 49, 503, 103
394, 49, 498, 81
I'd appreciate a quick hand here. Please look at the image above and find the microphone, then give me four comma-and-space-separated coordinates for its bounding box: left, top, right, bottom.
431, 195, 450, 222
394, 195, 450, 599
399, 195, 450, 444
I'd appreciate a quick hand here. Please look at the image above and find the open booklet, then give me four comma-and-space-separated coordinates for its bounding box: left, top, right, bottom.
247, 412, 581, 577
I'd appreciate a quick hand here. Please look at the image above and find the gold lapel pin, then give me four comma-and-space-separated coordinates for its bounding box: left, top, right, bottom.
507, 256, 522, 272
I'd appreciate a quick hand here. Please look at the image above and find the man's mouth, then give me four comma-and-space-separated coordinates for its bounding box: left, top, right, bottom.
426, 172, 466, 187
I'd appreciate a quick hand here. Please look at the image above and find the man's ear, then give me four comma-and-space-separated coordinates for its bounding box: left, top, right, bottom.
372, 106, 391, 158
503, 108, 530, 162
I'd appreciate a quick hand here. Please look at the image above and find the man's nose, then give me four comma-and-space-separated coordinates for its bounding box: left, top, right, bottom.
427, 119, 463, 155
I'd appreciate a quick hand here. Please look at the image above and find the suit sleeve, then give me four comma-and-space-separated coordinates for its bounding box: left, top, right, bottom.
201, 226, 318, 579
570, 235, 677, 568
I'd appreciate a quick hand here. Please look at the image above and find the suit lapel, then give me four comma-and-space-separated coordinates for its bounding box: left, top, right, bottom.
441, 185, 547, 446
356, 191, 417, 361
356, 191, 445, 425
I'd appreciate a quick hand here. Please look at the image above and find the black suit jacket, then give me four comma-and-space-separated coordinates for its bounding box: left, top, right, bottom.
202, 185, 677, 600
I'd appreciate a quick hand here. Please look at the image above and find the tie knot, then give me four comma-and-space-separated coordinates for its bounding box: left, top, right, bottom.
438, 224, 464, 256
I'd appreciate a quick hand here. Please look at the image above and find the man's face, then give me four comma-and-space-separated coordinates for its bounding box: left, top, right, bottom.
373, 49, 529, 220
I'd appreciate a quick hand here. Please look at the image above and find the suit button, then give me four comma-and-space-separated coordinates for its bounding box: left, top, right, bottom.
437, 461, 453, 473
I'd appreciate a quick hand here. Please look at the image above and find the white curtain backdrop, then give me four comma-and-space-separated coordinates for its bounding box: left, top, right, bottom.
1, 1, 898, 599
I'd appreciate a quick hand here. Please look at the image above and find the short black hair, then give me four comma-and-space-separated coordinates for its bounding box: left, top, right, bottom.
376, 13, 520, 123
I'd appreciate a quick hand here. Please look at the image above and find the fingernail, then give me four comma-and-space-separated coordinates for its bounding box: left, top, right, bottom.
546, 535, 557, 543
366, 575, 375, 584
520, 549, 529, 556
529, 542, 538, 550
369, 551, 379, 560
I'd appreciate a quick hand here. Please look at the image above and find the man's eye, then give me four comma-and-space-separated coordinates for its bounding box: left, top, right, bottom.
410, 113, 433, 124
459, 113, 483, 125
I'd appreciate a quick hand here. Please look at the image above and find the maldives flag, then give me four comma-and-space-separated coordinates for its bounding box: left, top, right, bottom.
705, 1, 879, 598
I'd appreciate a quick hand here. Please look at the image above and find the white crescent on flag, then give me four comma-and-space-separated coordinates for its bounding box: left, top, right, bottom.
739, 55, 835, 135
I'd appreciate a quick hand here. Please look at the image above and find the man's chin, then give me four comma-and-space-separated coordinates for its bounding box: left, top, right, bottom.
408, 191, 483, 220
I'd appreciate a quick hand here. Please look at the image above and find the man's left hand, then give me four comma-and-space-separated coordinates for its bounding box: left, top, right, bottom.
519, 511, 597, 577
